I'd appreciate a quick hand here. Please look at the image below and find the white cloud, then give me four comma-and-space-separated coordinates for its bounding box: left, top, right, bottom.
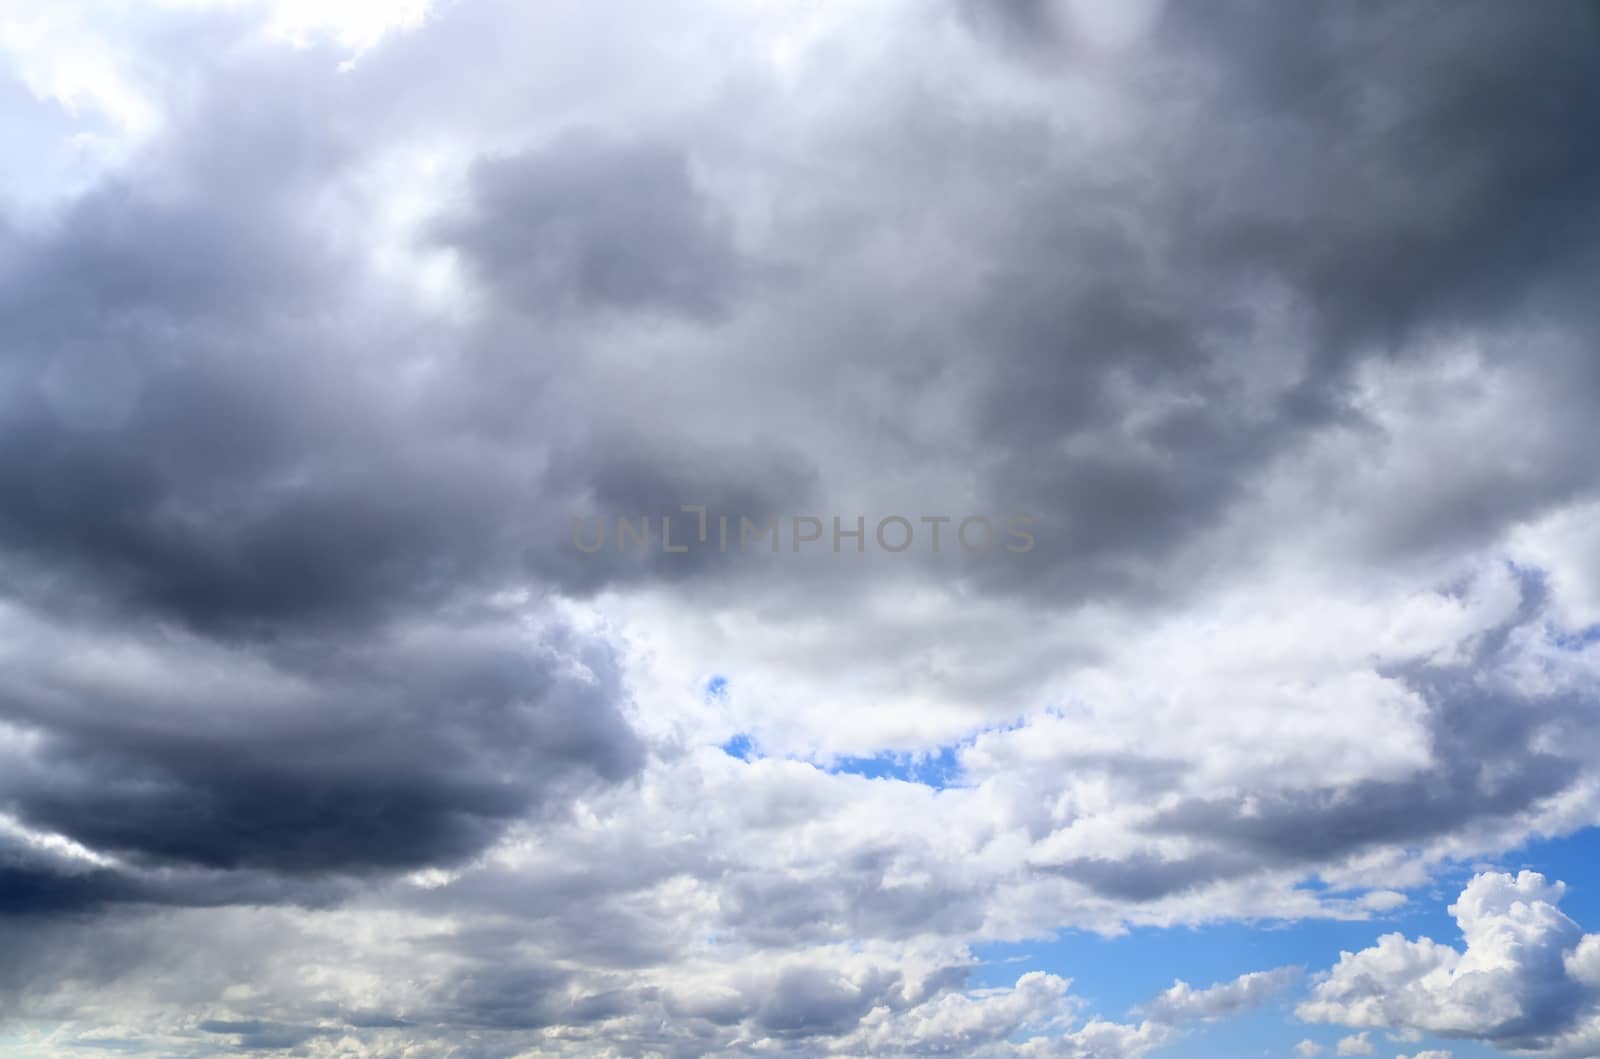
1300, 872, 1600, 1055
1337, 1030, 1375, 1055
1146, 967, 1300, 1024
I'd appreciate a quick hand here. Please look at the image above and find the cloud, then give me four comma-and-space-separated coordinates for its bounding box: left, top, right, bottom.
1337, 1031, 1375, 1055
436, 131, 743, 320
1300, 872, 1600, 1056
1146, 967, 1300, 1024
0, 606, 644, 903
3, 0, 1600, 1056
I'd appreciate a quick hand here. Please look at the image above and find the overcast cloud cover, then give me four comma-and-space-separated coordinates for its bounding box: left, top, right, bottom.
3, 0, 1600, 1056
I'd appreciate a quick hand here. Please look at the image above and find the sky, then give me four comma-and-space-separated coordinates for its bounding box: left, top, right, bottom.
3, 1, 1600, 1057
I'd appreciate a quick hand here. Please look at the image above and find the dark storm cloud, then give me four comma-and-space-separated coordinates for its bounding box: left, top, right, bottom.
0, 63, 512, 635
438, 133, 743, 320
0, 623, 642, 876
336, 0, 1600, 619
1163, 0, 1600, 359
3, 0, 1598, 642
0, 114, 812, 645
0, 30, 741, 920
0, 831, 383, 918
0, 94, 653, 879
0, 839, 137, 917
0, 375, 525, 634
17, 0, 1573, 638
948, 0, 1600, 601
533, 430, 821, 593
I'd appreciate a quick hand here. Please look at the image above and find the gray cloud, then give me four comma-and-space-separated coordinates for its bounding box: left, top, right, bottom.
0, 616, 643, 883
438, 132, 743, 320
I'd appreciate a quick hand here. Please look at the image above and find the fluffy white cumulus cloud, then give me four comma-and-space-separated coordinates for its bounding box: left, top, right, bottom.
1300, 872, 1600, 1056
1338, 1030, 1376, 1055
